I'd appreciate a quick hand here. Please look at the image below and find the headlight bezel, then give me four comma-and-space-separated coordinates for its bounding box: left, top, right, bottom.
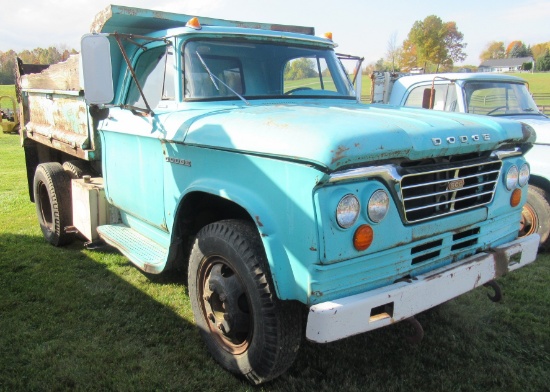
505, 165, 519, 191
336, 193, 360, 229
518, 163, 530, 187
367, 189, 390, 223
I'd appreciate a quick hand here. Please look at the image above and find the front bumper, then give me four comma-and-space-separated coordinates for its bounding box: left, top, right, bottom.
306, 234, 539, 343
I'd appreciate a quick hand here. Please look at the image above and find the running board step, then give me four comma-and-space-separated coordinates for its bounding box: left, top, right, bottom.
97, 224, 168, 274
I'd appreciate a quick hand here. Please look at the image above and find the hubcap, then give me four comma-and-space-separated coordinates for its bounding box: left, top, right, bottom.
519, 204, 538, 238
200, 258, 251, 354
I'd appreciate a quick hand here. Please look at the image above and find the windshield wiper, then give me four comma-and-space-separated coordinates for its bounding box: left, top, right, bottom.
195, 51, 250, 106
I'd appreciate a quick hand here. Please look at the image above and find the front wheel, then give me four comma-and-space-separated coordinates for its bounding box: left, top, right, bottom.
188, 220, 302, 384
519, 185, 550, 250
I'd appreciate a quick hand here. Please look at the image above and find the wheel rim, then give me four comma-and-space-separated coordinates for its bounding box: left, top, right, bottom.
37, 181, 53, 230
199, 256, 252, 355
519, 204, 538, 237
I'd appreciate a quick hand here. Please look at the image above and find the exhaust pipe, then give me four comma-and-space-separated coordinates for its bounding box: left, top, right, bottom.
404, 316, 424, 344
483, 280, 502, 302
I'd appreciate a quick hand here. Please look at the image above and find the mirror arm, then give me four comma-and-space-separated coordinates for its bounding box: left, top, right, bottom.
113, 32, 154, 116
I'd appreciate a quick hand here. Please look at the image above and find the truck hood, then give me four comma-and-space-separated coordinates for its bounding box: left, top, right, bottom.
182, 103, 533, 171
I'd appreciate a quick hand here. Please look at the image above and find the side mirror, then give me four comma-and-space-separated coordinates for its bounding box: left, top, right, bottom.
354, 69, 362, 103
81, 34, 114, 105
422, 87, 435, 109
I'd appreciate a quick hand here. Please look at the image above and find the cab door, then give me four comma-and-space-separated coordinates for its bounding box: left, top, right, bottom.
99, 44, 175, 231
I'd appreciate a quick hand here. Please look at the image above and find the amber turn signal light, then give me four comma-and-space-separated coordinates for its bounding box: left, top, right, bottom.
510, 188, 522, 207
353, 225, 373, 251
186, 17, 202, 30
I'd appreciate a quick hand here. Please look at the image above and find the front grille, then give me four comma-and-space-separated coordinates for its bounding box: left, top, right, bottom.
408, 227, 481, 266
400, 161, 501, 223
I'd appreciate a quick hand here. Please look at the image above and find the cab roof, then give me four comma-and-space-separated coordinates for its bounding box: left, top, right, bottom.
395, 72, 527, 90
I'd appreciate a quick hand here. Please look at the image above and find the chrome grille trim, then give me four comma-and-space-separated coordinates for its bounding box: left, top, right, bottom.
400, 161, 501, 223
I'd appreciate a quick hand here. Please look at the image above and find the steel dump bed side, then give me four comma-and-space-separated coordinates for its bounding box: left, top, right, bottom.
16, 56, 98, 161
90, 4, 315, 35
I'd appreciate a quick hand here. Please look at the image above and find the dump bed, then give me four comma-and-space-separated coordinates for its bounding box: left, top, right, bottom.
16, 55, 97, 160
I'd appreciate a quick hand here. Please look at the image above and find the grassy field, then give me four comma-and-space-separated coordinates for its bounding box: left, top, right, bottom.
1, 103, 550, 390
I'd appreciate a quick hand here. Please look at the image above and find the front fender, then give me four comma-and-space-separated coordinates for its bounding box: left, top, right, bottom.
165, 145, 320, 303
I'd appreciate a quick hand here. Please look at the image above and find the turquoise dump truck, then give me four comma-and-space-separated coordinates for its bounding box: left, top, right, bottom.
16, 5, 539, 384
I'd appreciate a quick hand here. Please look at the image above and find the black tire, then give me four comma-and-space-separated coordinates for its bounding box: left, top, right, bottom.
188, 220, 302, 384
62, 160, 93, 179
519, 185, 550, 250
33, 163, 74, 246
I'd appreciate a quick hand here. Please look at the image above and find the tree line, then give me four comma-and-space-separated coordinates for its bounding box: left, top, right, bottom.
0, 46, 77, 85
480, 40, 550, 71
368, 14, 550, 74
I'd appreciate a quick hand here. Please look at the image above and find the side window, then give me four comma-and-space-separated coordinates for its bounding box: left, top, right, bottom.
404, 84, 458, 112
127, 46, 174, 108
283, 57, 337, 94
403, 86, 426, 107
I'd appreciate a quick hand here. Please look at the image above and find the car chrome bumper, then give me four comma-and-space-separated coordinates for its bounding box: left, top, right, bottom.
306, 234, 540, 343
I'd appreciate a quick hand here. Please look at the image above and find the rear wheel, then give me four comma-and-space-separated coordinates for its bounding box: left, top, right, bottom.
33, 163, 74, 246
519, 185, 550, 250
188, 220, 302, 384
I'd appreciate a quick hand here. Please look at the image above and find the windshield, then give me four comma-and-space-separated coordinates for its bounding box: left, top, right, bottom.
183, 40, 355, 101
463, 81, 540, 116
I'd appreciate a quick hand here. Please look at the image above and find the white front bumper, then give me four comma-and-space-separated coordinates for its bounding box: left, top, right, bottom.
306, 234, 540, 343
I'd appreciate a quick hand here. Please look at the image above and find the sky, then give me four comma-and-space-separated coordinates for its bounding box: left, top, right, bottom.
1, 0, 549, 66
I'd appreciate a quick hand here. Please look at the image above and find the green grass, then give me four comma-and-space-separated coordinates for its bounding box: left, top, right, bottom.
0, 85, 15, 98
1, 93, 550, 391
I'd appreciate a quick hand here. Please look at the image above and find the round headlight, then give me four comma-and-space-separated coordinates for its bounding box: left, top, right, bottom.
518, 163, 530, 187
505, 165, 518, 190
368, 190, 390, 223
336, 194, 360, 228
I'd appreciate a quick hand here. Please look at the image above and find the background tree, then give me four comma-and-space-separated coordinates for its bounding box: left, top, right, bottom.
443, 21, 467, 64
0, 50, 17, 85
385, 31, 401, 72
400, 38, 418, 71
0, 46, 77, 85
402, 15, 467, 72
506, 41, 531, 58
535, 49, 550, 71
480, 41, 506, 61
532, 42, 550, 60
284, 57, 317, 80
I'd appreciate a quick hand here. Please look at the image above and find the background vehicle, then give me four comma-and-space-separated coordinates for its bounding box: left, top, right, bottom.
0, 95, 19, 133
373, 71, 550, 249
16, 5, 539, 384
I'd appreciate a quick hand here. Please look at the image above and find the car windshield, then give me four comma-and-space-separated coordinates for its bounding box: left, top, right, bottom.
183, 40, 355, 101
463, 81, 540, 116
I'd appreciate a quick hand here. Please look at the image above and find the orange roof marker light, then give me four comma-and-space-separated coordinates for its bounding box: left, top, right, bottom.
324, 32, 333, 41
186, 17, 202, 30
